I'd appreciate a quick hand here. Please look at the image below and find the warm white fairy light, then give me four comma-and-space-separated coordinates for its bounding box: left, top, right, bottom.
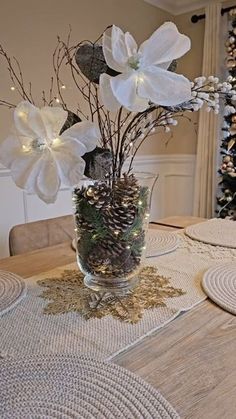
138, 75, 144, 83
55, 98, 60, 103
52, 137, 61, 146
10, 86, 15, 91
138, 200, 143, 205
22, 144, 31, 152
114, 230, 119, 235
61, 84, 66, 89
18, 110, 28, 121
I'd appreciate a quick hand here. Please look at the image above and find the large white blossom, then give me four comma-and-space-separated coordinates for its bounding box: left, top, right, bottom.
0, 101, 99, 203
100, 22, 192, 112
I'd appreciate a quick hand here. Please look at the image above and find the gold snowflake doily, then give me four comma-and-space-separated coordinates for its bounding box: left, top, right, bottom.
38, 266, 185, 324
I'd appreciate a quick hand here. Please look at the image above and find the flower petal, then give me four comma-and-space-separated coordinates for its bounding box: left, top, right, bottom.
103, 32, 126, 73
60, 121, 99, 153
53, 142, 85, 186
124, 32, 138, 58
103, 25, 138, 72
111, 26, 130, 67
110, 72, 149, 111
7, 145, 60, 202
14, 101, 47, 140
138, 66, 191, 106
34, 152, 60, 203
67, 159, 85, 184
40, 106, 68, 140
139, 22, 191, 67
10, 151, 42, 193
99, 73, 120, 112
0, 135, 22, 168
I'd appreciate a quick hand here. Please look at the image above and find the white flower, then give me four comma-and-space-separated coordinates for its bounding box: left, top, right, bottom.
100, 23, 191, 112
0, 101, 99, 203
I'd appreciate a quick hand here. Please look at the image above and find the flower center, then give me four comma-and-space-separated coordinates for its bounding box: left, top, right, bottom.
22, 137, 61, 153
31, 138, 48, 151
128, 54, 140, 70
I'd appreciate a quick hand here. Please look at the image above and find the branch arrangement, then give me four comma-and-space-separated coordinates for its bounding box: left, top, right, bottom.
0, 22, 234, 284
0, 23, 234, 198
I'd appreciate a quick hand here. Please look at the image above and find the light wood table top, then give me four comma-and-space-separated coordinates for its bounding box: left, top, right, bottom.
150, 215, 207, 230
0, 216, 235, 419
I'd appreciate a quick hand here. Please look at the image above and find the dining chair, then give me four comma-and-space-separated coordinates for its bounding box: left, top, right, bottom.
9, 215, 74, 256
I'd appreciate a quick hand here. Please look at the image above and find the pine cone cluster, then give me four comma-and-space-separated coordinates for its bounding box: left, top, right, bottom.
73, 174, 148, 280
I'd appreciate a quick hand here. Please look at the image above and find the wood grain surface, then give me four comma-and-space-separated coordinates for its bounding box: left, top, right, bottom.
114, 301, 236, 419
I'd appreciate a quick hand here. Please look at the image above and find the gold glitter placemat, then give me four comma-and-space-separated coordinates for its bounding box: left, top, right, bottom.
38, 267, 185, 324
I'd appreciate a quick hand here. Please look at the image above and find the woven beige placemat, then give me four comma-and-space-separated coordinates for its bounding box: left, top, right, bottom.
145, 229, 179, 257
185, 218, 236, 248
0, 233, 235, 361
72, 229, 179, 257
0, 355, 179, 418
0, 270, 26, 316
202, 263, 236, 315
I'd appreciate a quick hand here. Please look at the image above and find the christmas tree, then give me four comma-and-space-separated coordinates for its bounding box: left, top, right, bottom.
217, 9, 236, 220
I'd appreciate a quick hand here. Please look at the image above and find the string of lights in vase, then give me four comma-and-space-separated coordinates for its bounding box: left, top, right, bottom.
217, 8, 236, 220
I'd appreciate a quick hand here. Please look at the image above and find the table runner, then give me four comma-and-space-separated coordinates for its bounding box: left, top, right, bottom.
0, 232, 235, 361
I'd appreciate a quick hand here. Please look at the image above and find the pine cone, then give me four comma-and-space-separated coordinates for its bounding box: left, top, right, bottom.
83, 182, 111, 209
103, 204, 136, 234
75, 215, 94, 232
72, 187, 85, 210
86, 240, 140, 277
113, 174, 140, 206
86, 235, 126, 271
87, 235, 126, 262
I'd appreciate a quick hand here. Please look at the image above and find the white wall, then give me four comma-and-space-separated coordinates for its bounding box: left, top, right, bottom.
0, 155, 195, 258
0, 0, 200, 259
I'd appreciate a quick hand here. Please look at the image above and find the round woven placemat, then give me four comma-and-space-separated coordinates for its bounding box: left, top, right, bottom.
146, 230, 179, 257
0, 355, 179, 418
72, 230, 179, 258
0, 270, 26, 316
202, 263, 236, 315
185, 218, 236, 248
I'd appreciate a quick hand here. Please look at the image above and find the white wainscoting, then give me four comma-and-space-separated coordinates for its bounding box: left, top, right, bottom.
0, 154, 195, 258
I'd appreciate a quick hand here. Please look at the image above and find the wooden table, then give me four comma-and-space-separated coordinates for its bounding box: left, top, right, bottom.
0, 216, 235, 419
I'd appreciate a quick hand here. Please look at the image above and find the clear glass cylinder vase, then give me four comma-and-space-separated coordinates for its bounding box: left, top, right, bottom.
73, 172, 157, 294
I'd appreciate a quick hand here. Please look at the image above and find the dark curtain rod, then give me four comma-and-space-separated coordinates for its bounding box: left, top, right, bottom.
191, 5, 236, 23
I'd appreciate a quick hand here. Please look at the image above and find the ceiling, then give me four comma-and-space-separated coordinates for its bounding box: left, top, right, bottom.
144, 0, 227, 15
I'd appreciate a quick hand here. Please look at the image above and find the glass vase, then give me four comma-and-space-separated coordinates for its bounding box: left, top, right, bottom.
73, 172, 157, 294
